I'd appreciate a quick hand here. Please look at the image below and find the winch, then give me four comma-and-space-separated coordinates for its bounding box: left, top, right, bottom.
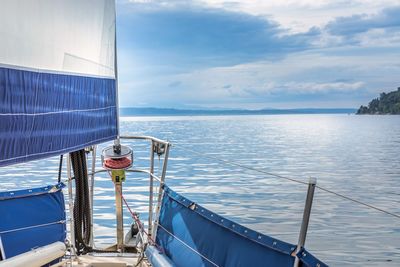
101, 142, 133, 183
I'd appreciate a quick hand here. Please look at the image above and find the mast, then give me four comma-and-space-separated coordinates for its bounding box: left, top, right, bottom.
114, 1, 121, 149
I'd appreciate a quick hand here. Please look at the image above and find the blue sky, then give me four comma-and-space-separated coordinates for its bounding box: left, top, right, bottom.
116, 0, 400, 109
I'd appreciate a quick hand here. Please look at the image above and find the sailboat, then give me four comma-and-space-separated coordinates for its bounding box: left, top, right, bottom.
0, 1, 327, 266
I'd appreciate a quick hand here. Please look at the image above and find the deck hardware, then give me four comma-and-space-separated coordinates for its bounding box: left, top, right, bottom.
101, 142, 134, 251
153, 142, 166, 156
149, 140, 155, 238
49, 186, 58, 193
101, 145, 133, 171
293, 177, 316, 267
89, 146, 96, 247
66, 154, 77, 258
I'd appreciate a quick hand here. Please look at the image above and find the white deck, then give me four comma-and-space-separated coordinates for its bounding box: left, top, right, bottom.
54, 253, 150, 267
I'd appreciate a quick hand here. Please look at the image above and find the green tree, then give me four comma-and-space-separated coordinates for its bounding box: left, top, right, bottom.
357, 87, 400, 114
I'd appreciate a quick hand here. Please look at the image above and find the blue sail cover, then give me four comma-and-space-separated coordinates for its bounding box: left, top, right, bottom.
0, 67, 117, 166
0, 0, 117, 167
155, 186, 327, 267
0, 183, 66, 259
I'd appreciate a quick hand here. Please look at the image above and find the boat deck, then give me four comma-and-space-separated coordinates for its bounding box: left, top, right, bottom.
55, 253, 150, 267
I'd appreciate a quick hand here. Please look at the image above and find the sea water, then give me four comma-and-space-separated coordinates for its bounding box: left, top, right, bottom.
1, 114, 399, 266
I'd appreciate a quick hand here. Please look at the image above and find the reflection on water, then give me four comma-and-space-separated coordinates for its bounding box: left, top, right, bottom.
1, 114, 400, 266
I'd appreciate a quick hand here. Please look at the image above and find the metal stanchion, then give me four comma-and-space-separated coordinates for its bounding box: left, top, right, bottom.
293, 177, 316, 267
148, 140, 155, 238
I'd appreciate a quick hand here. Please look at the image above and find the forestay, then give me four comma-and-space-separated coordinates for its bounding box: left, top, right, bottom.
154, 186, 327, 267
0, 0, 117, 167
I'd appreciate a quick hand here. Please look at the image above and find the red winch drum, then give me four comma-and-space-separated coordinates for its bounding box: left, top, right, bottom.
101, 144, 133, 170
104, 157, 132, 170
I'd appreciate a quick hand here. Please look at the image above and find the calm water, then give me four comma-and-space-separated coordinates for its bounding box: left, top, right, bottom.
1, 114, 399, 266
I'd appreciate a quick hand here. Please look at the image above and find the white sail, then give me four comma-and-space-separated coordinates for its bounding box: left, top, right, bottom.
0, 0, 115, 77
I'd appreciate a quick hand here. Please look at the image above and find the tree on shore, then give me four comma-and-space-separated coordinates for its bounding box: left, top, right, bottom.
357, 87, 400, 114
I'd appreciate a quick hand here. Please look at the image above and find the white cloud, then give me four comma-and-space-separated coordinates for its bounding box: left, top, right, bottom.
117, 0, 400, 108
157, 48, 399, 105
352, 28, 400, 47
198, 0, 400, 33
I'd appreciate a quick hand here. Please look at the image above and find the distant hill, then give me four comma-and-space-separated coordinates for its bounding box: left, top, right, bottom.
357, 87, 400, 115
120, 107, 356, 116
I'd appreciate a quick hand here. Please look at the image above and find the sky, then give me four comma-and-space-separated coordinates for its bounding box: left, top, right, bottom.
116, 0, 400, 109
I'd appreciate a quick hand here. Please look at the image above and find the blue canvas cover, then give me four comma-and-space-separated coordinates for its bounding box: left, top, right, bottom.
0, 183, 66, 259
0, 66, 117, 167
155, 186, 327, 267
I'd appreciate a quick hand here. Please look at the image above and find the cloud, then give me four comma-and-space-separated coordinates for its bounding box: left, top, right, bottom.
168, 81, 182, 87
117, 3, 317, 70
236, 81, 365, 97
117, 3, 400, 72
116, 1, 400, 109
326, 6, 400, 37
195, 0, 400, 33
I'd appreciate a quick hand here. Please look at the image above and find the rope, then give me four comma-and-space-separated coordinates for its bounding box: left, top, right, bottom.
134, 244, 147, 267
134, 253, 145, 267
71, 150, 92, 254
173, 143, 400, 220
71, 150, 117, 254
109, 172, 164, 253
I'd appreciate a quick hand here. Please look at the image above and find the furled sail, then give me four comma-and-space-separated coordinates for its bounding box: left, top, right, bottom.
0, 0, 118, 166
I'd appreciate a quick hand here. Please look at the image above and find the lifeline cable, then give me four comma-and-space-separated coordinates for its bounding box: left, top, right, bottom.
173, 143, 400, 220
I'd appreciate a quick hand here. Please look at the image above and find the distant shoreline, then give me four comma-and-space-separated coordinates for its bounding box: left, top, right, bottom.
120, 107, 356, 117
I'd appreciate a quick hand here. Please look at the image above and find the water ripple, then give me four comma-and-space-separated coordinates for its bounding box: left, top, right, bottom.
0, 114, 399, 266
